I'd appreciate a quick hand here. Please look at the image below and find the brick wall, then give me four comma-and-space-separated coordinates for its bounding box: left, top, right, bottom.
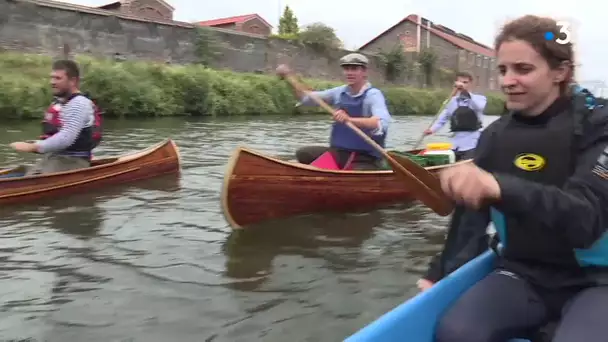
0, 0, 493, 91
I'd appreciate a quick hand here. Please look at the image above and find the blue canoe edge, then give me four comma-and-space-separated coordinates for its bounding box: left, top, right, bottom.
344, 250, 531, 342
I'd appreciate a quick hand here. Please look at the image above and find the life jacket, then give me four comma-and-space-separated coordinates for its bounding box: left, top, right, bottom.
40, 93, 101, 158
489, 88, 608, 270
329, 87, 387, 159
449, 95, 482, 132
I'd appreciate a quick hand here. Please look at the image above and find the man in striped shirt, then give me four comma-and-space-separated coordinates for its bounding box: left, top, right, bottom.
10, 60, 96, 175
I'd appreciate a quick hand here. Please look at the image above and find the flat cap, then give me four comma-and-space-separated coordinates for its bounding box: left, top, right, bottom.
340, 53, 368, 67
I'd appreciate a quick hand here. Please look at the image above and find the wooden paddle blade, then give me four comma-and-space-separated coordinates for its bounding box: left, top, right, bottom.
387, 152, 454, 216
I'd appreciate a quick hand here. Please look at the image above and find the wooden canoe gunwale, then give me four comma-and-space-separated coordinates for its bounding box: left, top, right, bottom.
221, 146, 471, 229
0, 139, 179, 181
0, 139, 181, 204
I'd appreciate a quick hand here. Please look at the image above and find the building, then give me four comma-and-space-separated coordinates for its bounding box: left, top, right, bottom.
359, 15, 498, 91
97, 0, 175, 21
195, 14, 273, 37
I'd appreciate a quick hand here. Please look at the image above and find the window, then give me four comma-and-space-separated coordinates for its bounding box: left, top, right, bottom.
469, 52, 474, 65
459, 49, 466, 62
249, 25, 260, 34
476, 55, 481, 67
484, 57, 489, 68
489, 78, 495, 90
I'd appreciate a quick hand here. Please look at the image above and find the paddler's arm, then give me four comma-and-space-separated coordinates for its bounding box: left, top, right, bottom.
491, 125, 608, 248
296, 86, 343, 107
428, 97, 457, 134
348, 88, 391, 133
467, 93, 487, 114
422, 127, 497, 284
36, 96, 90, 153
470, 94, 487, 123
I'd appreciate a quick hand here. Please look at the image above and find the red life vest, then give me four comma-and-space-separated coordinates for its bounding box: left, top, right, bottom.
40, 93, 103, 157
40, 93, 103, 148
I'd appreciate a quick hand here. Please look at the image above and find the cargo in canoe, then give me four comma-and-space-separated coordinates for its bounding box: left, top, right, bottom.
344, 250, 532, 342
0, 139, 181, 205
221, 147, 470, 229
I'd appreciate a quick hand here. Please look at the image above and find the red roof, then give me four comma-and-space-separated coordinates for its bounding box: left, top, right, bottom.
360, 14, 494, 57
195, 14, 273, 28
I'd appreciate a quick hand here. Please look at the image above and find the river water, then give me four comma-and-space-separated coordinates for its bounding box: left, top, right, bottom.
0, 115, 497, 342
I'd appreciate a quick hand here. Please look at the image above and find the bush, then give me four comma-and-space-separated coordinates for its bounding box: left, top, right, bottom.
0, 52, 505, 119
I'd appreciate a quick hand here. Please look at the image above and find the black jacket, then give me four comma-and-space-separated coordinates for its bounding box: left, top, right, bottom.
424, 96, 608, 285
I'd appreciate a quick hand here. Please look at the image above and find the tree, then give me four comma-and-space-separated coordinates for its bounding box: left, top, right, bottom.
417, 48, 438, 87
193, 27, 222, 67
378, 44, 408, 83
299, 22, 343, 53
278, 6, 299, 36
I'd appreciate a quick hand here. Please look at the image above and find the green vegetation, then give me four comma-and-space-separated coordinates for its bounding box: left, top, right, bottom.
278, 5, 299, 37
0, 52, 505, 120
193, 27, 222, 67
273, 6, 342, 53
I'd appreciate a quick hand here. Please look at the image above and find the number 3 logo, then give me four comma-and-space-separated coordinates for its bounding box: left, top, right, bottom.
556, 21, 572, 44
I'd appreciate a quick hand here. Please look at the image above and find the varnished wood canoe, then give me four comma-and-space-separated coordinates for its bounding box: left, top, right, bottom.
0, 139, 181, 205
221, 147, 470, 229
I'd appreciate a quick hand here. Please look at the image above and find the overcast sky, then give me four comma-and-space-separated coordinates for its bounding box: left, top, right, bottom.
60, 0, 606, 90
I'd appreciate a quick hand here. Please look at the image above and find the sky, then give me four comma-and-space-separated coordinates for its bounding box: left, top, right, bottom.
60, 0, 607, 92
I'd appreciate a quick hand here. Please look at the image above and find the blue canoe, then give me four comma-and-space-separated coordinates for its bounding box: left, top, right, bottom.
344, 250, 531, 342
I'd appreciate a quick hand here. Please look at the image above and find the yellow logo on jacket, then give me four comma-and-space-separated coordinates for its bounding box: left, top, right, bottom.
514, 153, 546, 171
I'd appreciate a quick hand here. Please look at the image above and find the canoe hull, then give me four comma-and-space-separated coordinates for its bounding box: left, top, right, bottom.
344, 250, 531, 342
0, 139, 181, 205
221, 147, 470, 229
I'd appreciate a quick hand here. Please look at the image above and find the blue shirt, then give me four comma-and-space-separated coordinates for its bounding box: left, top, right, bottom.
430, 92, 487, 152
297, 82, 392, 136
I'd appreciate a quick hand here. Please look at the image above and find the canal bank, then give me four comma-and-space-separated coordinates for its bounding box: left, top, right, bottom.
0, 52, 505, 120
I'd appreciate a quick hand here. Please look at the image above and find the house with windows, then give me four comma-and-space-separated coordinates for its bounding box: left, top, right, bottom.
97, 0, 175, 21
195, 14, 273, 37
359, 14, 498, 91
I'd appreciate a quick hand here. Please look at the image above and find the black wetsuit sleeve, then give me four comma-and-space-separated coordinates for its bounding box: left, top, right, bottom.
423, 127, 496, 282
493, 119, 608, 249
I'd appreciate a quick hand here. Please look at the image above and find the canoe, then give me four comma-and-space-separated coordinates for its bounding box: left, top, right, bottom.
0, 139, 181, 205
221, 146, 471, 229
344, 250, 532, 342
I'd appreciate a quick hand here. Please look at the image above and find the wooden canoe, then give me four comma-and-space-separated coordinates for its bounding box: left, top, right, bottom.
0, 139, 181, 205
221, 147, 471, 229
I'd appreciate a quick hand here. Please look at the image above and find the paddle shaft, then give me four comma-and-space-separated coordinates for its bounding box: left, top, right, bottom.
412, 87, 458, 150
283, 75, 453, 216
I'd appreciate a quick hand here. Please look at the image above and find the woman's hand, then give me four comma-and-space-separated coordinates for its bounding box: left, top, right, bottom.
439, 163, 501, 209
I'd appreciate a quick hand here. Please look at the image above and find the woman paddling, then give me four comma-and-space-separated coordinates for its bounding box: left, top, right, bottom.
425, 15, 608, 342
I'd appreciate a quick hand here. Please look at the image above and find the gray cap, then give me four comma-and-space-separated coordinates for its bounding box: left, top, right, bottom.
340, 53, 368, 67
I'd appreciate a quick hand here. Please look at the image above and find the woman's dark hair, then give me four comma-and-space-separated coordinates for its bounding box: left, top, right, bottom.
494, 15, 574, 94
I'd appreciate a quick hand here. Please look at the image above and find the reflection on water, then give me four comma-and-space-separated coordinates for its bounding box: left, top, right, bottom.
0, 115, 497, 341
224, 212, 382, 292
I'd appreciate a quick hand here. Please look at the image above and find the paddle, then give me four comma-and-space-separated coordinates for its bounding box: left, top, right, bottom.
412, 87, 458, 149
282, 74, 454, 216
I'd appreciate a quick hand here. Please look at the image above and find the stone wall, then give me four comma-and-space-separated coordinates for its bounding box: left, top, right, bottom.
0, 0, 448, 88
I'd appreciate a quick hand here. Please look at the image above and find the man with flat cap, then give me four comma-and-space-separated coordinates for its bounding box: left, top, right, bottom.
276, 53, 392, 170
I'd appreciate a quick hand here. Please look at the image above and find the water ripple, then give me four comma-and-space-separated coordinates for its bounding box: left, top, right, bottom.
0, 115, 498, 342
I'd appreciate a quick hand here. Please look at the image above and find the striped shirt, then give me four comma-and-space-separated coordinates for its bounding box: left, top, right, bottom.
37, 95, 95, 154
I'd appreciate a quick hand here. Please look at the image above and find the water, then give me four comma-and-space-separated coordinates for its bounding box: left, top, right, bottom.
0, 115, 497, 342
